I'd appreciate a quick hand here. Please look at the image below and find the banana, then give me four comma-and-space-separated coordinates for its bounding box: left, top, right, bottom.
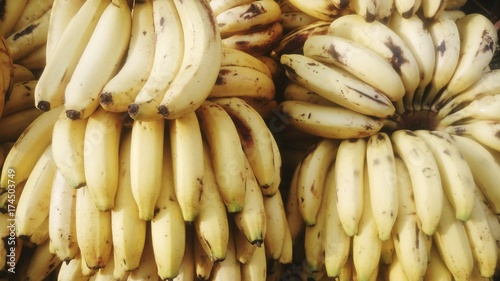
351, 166, 382, 281
423, 245, 453, 281
332, 0, 350, 9
98, 0, 156, 113
327, 14, 421, 103
390, 129, 443, 235
209, 228, 241, 281
296, 138, 338, 226
0, 105, 61, 191
5, 8, 50, 61
263, 189, 288, 261
391, 156, 428, 281
445, 120, 500, 152
210, 0, 254, 16
379, 254, 409, 281
80, 253, 97, 277
288, 0, 346, 21
221, 21, 283, 56
64, 0, 131, 120
432, 191, 474, 280
12, 63, 35, 83
436, 69, 500, 120
380, 237, 395, 265
279, 10, 323, 33
280, 54, 395, 118
220, 46, 272, 78
209, 65, 276, 101
75, 186, 113, 270
334, 138, 366, 237
127, 228, 158, 281
444, 0, 466, 9
234, 225, 257, 264
51, 109, 87, 189
463, 191, 498, 278
193, 226, 214, 280
0, 107, 42, 142
421, 10, 461, 109
111, 130, 146, 274
282, 82, 337, 106
303, 35, 405, 101
394, 0, 420, 18
169, 110, 204, 222
276, 100, 384, 139
415, 130, 476, 221
196, 100, 246, 213
156, 0, 222, 120
213, 97, 275, 189
349, 0, 377, 22
194, 141, 230, 262
264, 132, 282, 198
150, 133, 186, 279
173, 228, 195, 281
439, 94, 500, 126
48, 170, 79, 262
0, 34, 14, 119
45, 0, 86, 61
12, 0, 53, 32
375, 0, 394, 23
420, 0, 447, 19
366, 132, 398, 241
240, 237, 266, 281
435, 13, 498, 105
34, 0, 109, 112
130, 118, 165, 220
29, 215, 50, 245
25, 240, 62, 280
1, 80, 37, 116
216, 0, 281, 37
83, 108, 124, 212
285, 162, 306, 243
15, 145, 55, 242
451, 135, 500, 214
278, 223, 293, 264
126, 0, 184, 121
0, 0, 29, 37
232, 156, 267, 246
15, 43, 46, 70
93, 252, 115, 280
322, 162, 351, 278
387, 11, 435, 111
57, 252, 93, 281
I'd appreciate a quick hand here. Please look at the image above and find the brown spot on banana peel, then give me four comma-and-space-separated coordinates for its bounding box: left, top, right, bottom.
384, 37, 409, 76
327, 44, 346, 65
241, 2, 267, 21
12, 23, 40, 40
0, 0, 6, 20
437, 40, 446, 57
480, 29, 496, 53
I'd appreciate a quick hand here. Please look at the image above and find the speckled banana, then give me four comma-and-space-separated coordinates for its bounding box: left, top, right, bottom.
130, 118, 165, 221
0, 105, 62, 191
296, 138, 338, 226
380, 230, 395, 265
445, 120, 500, 152
415, 130, 476, 222
435, 13, 498, 105
51, 109, 87, 189
169, 111, 204, 222
439, 94, 500, 127
390, 129, 443, 235
394, 0, 420, 18
209, 0, 254, 16
216, 0, 281, 37
1, 80, 37, 117
111, 130, 146, 274
265, 132, 282, 197
350, 0, 377, 22
127, 0, 184, 121
64, 0, 131, 120
0, 107, 42, 142
234, 224, 257, 264
0, 0, 29, 37
220, 47, 272, 78
282, 82, 336, 106
288, 0, 345, 21
279, 10, 323, 32
221, 20, 283, 56
263, 189, 288, 261
34, 0, 109, 112
335, 137, 366, 237
196, 100, 246, 213
303, 34, 405, 101
474, 184, 500, 271
25, 239, 62, 280
150, 135, 186, 280
15, 145, 55, 243
157, 0, 222, 120
99, 0, 156, 113
48, 170, 79, 262
276, 100, 384, 139
193, 228, 214, 280
392, 156, 428, 281
13, 0, 54, 32
83, 107, 124, 212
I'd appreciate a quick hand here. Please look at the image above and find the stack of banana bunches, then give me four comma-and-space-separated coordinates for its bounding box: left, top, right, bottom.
1, 0, 500, 280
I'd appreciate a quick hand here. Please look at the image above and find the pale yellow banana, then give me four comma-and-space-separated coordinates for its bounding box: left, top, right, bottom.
25, 239, 62, 280
221, 21, 283, 56
263, 189, 288, 261
0, 0, 29, 37
209, 229, 241, 281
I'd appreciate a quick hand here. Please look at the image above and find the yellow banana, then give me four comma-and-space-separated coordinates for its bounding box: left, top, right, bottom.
221, 21, 283, 56
0, 0, 29, 37
209, 228, 241, 281
263, 189, 288, 261
25, 239, 62, 280
0, 107, 42, 142
1, 80, 37, 116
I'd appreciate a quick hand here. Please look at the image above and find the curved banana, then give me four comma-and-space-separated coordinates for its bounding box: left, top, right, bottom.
169, 111, 204, 222
15, 43, 46, 70
282, 82, 337, 106
394, 0, 421, 18
335, 137, 366, 237
150, 134, 186, 279
264, 132, 282, 197
174, 228, 195, 281
51, 109, 87, 189
234, 225, 257, 264
420, 0, 447, 19
263, 189, 288, 261
280, 54, 395, 118
0, 107, 42, 142
439, 94, 500, 127
279, 10, 323, 32
126, 0, 184, 121
64, 0, 131, 120
99, 0, 156, 113
276, 100, 384, 139
424, 245, 453, 281
111, 130, 146, 273
288, 0, 345, 21
196, 100, 246, 213
57, 252, 93, 281
12, 63, 35, 83
350, 0, 377, 22
157, 0, 222, 120
127, 229, 158, 280
12, 0, 53, 32
193, 227, 214, 280
0, 0, 29, 37
221, 46, 272, 78
296, 138, 338, 226
445, 120, 500, 152
2, 80, 37, 116
303, 34, 405, 101
285, 162, 306, 243
0, 105, 62, 191
375, 0, 394, 23
221, 21, 283, 56
240, 237, 266, 281
83, 107, 124, 212
210, 0, 254, 16
48, 170, 79, 262
130, 118, 165, 221
25, 239, 62, 280
209, 229, 241, 281
390, 129, 443, 235
34, 0, 109, 112
0, 35, 14, 121
474, 184, 500, 272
